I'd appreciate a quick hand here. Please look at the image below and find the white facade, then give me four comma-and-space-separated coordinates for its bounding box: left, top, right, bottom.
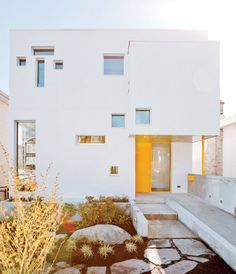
0, 90, 9, 186
221, 115, 236, 177
10, 29, 220, 199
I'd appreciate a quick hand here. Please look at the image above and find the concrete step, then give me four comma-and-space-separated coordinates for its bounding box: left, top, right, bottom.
137, 203, 178, 220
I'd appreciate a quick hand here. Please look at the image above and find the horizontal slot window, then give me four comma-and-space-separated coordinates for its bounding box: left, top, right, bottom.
33, 48, 54, 56
77, 135, 105, 144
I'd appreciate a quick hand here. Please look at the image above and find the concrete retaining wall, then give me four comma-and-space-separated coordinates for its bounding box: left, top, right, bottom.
188, 174, 236, 216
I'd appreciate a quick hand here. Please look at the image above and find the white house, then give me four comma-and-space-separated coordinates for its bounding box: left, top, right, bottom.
0, 90, 9, 189
9, 29, 220, 199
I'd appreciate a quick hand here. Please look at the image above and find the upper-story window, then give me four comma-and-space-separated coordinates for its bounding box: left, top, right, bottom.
36, 60, 45, 87
112, 114, 125, 127
33, 48, 54, 56
136, 109, 150, 124
54, 61, 63, 70
17, 57, 26, 66
104, 55, 124, 75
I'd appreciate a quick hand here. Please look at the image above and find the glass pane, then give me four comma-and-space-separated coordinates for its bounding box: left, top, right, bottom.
17, 122, 36, 176
112, 115, 125, 127
152, 144, 170, 191
55, 62, 63, 69
34, 49, 54, 56
19, 59, 26, 66
136, 110, 150, 124
37, 61, 45, 87
110, 166, 119, 175
104, 56, 124, 75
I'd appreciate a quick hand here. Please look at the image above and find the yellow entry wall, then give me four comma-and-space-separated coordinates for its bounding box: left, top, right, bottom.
135, 142, 152, 192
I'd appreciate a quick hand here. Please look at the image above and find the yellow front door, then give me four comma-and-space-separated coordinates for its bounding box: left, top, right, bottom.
135, 142, 152, 192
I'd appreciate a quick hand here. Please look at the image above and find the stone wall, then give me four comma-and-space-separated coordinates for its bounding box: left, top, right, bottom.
205, 129, 223, 176
188, 174, 236, 216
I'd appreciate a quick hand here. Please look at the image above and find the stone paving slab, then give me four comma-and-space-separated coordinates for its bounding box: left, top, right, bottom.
147, 239, 172, 248
144, 248, 181, 265
148, 220, 196, 238
187, 256, 209, 263
87, 266, 106, 274
111, 259, 154, 274
163, 260, 198, 274
173, 239, 215, 256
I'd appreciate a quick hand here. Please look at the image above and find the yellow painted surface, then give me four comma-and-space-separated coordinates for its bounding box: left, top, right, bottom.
188, 174, 196, 182
135, 142, 152, 192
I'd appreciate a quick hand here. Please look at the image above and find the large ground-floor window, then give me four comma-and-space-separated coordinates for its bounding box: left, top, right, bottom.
16, 121, 36, 176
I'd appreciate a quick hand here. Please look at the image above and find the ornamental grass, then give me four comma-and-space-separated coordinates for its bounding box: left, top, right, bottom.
0, 144, 63, 274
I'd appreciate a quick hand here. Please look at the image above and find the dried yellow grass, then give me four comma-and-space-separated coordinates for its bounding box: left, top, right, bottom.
0, 144, 64, 274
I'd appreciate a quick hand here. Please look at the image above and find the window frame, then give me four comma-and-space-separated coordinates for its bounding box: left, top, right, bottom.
36, 59, 45, 87
76, 135, 106, 144
135, 109, 151, 125
32, 47, 54, 56
111, 114, 125, 128
17, 57, 26, 67
103, 54, 125, 76
54, 60, 63, 70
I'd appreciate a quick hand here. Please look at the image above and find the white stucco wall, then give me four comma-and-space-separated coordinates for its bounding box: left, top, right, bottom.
223, 122, 236, 177
9, 29, 219, 198
0, 91, 9, 186
172, 142, 192, 193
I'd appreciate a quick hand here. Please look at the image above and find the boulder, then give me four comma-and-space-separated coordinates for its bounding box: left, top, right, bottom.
54, 264, 84, 274
70, 224, 131, 244
111, 259, 154, 274
87, 266, 107, 274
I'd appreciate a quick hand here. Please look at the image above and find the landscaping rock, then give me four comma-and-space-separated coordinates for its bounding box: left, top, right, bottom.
87, 266, 106, 274
151, 267, 164, 274
54, 264, 84, 274
70, 224, 131, 244
111, 259, 154, 274
173, 239, 215, 256
187, 256, 209, 263
147, 239, 172, 248
144, 248, 180, 265
55, 261, 70, 269
55, 234, 68, 242
164, 260, 198, 274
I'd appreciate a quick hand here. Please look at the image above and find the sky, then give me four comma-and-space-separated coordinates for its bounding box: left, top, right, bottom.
0, 0, 236, 116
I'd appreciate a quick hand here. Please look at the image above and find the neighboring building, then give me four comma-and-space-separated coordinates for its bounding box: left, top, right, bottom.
221, 115, 236, 177
0, 90, 9, 186
9, 29, 220, 199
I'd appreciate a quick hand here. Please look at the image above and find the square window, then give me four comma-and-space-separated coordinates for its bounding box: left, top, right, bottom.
55, 61, 63, 70
110, 166, 119, 175
136, 109, 150, 124
18, 58, 26, 66
112, 114, 125, 127
104, 55, 124, 75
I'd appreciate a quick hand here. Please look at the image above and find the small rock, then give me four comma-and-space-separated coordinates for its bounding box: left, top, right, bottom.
111, 259, 154, 274
187, 256, 209, 263
144, 248, 180, 265
147, 239, 172, 248
55, 261, 70, 269
55, 234, 68, 242
87, 266, 106, 274
173, 239, 215, 256
70, 224, 131, 244
164, 260, 198, 274
54, 265, 84, 274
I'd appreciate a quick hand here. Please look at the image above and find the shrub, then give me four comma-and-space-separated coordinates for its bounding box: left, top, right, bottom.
98, 244, 114, 258
63, 203, 78, 218
125, 242, 137, 253
0, 145, 63, 274
80, 244, 93, 259
77, 196, 131, 229
131, 235, 144, 244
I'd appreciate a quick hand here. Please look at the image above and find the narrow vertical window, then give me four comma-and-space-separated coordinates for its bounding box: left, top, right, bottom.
16, 121, 36, 176
37, 60, 45, 87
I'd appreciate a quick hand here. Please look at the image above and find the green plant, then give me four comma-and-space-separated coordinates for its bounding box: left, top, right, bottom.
63, 203, 78, 218
131, 235, 144, 244
98, 244, 114, 258
80, 244, 93, 259
125, 242, 137, 253
77, 196, 131, 229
